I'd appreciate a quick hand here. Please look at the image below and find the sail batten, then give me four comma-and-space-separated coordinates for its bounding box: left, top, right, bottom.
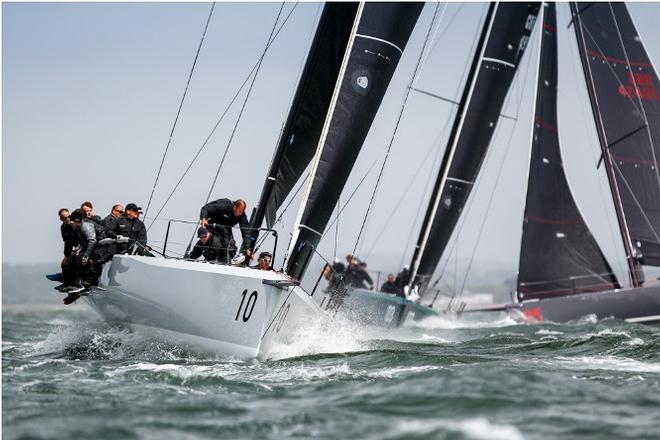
408, 3, 542, 297
572, 2, 660, 271
285, 2, 424, 281
517, 3, 620, 302
248, 3, 361, 242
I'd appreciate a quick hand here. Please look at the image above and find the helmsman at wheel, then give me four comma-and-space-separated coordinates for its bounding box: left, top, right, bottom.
199, 198, 252, 262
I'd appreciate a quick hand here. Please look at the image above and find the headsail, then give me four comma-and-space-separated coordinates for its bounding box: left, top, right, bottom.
517, 3, 620, 301
409, 3, 541, 296
572, 2, 660, 270
285, 2, 424, 281
249, 3, 360, 241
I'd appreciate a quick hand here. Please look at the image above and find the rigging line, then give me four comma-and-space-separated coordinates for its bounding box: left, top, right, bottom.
353, 3, 445, 258
607, 3, 660, 199
321, 158, 380, 239
144, 2, 216, 220
204, 3, 286, 204
334, 195, 339, 260
147, 2, 300, 232
612, 160, 660, 244
433, 10, 540, 296
580, 23, 646, 123
363, 135, 442, 261
564, 4, 628, 283
253, 176, 306, 252
430, 2, 464, 55
399, 3, 490, 270
451, 20, 538, 306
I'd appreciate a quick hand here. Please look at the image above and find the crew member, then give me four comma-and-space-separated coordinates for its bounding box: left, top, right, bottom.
187, 227, 224, 262
252, 251, 273, 271
348, 261, 374, 290
380, 273, 403, 297
47, 208, 80, 287
101, 204, 124, 238
395, 265, 411, 292
81, 201, 102, 225
63, 209, 100, 303
199, 198, 251, 261
117, 203, 148, 253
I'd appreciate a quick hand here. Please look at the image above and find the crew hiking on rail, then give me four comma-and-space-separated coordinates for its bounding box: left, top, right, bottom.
47, 201, 149, 305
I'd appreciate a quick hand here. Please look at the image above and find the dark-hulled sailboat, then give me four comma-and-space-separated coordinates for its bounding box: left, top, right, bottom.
507, 2, 660, 324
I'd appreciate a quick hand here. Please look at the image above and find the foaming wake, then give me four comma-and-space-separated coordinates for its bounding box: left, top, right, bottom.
553, 355, 660, 373
391, 417, 523, 440
407, 312, 517, 330
30, 317, 201, 362
264, 313, 376, 360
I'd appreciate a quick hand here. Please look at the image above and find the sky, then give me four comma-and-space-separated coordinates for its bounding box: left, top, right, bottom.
4, 2, 660, 294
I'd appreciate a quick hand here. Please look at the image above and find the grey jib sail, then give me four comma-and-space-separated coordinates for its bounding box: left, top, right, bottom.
286, 2, 424, 281
409, 3, 541, 295
572, 2, 660, 266
517, 3, 620, 301
252, 3, 360, 234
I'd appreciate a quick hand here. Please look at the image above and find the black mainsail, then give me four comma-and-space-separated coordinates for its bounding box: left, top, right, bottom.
408, 3, 541, 296
285, 2, 424, 281
517, 3, 620, 301
248, 3, 360, 246
572, 2, 660, 281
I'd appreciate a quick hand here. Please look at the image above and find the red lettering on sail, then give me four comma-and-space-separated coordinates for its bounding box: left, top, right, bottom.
617, 72, 660, 101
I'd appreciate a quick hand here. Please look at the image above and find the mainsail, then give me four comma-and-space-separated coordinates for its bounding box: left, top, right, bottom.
249, 3, 360, 242
409, 2, 541, 295
517, 3, 620, 301
572, 2, 660, 271
285, 2, 424, 281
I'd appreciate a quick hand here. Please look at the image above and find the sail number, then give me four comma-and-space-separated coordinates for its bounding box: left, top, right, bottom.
236, 289, 258, 322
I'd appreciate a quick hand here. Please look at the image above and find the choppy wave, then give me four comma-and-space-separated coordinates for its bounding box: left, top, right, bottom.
3, 307, 660, 440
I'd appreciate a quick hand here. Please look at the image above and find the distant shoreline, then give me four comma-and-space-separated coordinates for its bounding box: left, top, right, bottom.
2, 303, 90, 311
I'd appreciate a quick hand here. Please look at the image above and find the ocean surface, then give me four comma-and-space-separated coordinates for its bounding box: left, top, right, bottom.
3, 305, 660, 440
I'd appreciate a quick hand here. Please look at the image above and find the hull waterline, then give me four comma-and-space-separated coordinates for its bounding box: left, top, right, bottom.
507, 284, 660, 325
328, 288, 437, 328
84, 255, 323, 359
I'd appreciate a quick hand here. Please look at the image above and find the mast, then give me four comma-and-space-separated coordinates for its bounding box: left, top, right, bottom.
408, 3, 497, 291
284, 2, 424, 280
247, 3, 360, 250
408, 3, 542, 296
570, 2, 641, 287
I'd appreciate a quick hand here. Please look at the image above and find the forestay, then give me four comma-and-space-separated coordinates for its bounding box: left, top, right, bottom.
409, 3, 542, 296
572, 2, 660, 267
285, 2, 424, 281
517, 3, 620, 301
250, 3, 360, 239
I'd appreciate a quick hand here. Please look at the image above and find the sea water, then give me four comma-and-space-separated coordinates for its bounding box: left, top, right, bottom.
3, 305, 660, 439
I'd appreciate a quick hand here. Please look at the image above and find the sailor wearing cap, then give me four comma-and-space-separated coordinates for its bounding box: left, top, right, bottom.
116, 202, 148, 253
187, 227, 225, 263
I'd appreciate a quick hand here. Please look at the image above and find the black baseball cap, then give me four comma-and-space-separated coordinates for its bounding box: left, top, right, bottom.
69, 209, 85, 222
125, 203, 142, 212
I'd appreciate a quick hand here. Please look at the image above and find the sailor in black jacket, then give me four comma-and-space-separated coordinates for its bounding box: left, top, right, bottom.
188, 227, 225, 262
199, 198, 252, 259
116, 203, 148, 253
101, 204, 124, 239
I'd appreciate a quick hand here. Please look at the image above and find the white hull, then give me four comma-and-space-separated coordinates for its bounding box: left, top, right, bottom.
85, 255, 323, 359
